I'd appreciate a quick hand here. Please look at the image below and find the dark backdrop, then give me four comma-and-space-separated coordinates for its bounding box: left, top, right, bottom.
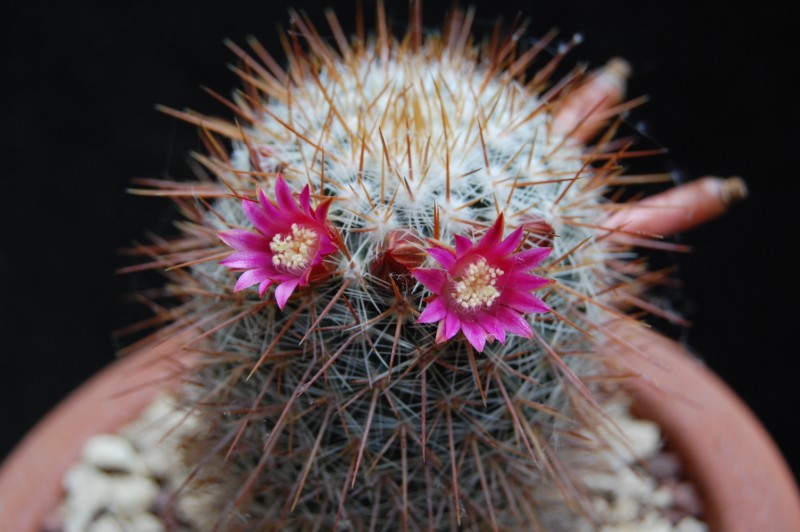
2, 0, 798, 484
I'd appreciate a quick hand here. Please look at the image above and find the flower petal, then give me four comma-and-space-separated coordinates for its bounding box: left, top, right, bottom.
233, 269, 272, 292
476, 215, 504, 249
427, 246, 456, 270
501, 291, 549, 314
274, 278, 301, 309
275, 176, 299, 214
317, 233, 338, 255
461, 319, 487, 352
218, 229, 270, 252
454, 235, 473, 257
493, 227, 524, 256
299, 184, 312, 213
412, 268, 449, 293
258, 279, 274, 297
243, 195, 279, 235
503, 273, 551, 291
515, 247, 552, 268
441, 312, 462, 342
418, 297, 448, 323
495, 306, 533, 337
314, 198, 332, 224
478, 312, 506, 344
220, 251, 272, 270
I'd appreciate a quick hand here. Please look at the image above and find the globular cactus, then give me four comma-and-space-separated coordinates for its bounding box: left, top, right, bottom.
132, 4, 665, 530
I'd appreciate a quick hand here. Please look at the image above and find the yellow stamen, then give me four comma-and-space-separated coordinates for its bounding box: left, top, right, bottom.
453, 257, 503, 310
270, 224, 318, 271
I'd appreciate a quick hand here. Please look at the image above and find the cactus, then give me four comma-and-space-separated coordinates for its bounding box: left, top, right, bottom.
131, 4, 669, 529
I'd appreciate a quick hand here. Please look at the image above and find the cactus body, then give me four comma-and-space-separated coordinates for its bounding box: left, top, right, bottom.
141, 8, 652, 530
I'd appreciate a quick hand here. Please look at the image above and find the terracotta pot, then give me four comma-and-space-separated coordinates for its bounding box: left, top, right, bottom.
1, 327, 798, 531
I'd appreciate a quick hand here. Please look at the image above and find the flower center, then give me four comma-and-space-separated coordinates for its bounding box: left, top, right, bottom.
270, 224, 318, 271
453, 257, 503, 310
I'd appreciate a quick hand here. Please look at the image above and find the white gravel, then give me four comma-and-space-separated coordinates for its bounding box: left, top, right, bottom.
576, 410, 707, 532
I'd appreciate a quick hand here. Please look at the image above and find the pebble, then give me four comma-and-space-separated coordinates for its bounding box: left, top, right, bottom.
81, 434, 147, 475
62, 462, 161, 532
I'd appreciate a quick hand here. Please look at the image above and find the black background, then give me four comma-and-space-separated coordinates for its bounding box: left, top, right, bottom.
2, 0, 798, 486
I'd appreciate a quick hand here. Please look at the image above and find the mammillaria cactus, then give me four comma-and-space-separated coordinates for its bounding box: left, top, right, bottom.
132, 4, 685, 529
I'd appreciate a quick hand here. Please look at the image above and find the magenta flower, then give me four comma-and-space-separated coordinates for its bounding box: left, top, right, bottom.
412, 216, 552, 352
219, 176, 337, 309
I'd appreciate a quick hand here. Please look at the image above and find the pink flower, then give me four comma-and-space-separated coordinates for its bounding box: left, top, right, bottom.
219, 176, 336, 309
412, 216, 552, 352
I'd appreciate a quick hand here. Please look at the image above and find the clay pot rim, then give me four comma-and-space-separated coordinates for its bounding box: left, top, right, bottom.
1, 327, 799, 531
